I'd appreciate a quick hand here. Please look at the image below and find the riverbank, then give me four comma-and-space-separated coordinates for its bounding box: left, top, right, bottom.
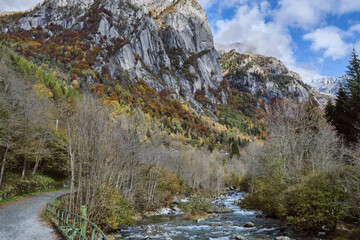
118, 192, 317, 240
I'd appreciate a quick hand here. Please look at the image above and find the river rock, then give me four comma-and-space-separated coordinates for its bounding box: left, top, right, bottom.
274, 236, 291, 240
317, 232, 326, 237
233, 199, 241, 205
196, 217, 207, 222
146, 225, 153, 233
144, 211, 156, 218
114, 233, 122, 240
132, 213, 143, 221
244, 222, 255, 228
232, 235, 248, 240
210, 205, 232, 214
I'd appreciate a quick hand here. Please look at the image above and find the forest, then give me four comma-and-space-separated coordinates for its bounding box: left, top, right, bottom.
241, 49, 360, 235
0, 45, 247, 231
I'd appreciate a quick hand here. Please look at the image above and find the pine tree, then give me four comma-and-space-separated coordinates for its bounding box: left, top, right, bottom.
325, 99, 335, 125
329, 48, 360, 143
333, 85, 353, 142
346, 48, 360, 90
230, 141, 240, 158
346, 48, 360, 141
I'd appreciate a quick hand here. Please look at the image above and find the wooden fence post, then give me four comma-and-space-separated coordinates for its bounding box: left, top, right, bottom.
80, 205, 88, 239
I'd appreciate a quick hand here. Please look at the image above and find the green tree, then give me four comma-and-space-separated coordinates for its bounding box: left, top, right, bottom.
325, 99, 335, 125
286, 172, 346, 232
347, 49, 360, 139
346, 48, 360, 89
333, 85, 353, 142
329, 48, 360, 143
230, 141, 240, 158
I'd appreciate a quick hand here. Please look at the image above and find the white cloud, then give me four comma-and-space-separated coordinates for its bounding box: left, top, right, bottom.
214, 3, 295, 64
338, 0, 360, 13
288, 64, 322, 84
349, 24, 360, 34
304, 26, 350, 60
274, 0, 333, 29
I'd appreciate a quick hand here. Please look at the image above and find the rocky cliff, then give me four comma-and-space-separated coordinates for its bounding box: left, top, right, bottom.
0, 0, 323, 114
3, 0, 224, 110
219, 50, 313, 104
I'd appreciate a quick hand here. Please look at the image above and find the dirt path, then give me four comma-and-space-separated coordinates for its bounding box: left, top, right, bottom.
0, 190, 68, 240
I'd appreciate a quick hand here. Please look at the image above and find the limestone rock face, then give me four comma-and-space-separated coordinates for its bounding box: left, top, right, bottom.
2, 0, 321, 113
5, 0, 225, 111
220, 50, 313, 104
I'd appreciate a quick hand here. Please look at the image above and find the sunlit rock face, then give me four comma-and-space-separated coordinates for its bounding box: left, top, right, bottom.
6, 0, 224, 110
3, 0, 320, 112
219, 50, 312, 104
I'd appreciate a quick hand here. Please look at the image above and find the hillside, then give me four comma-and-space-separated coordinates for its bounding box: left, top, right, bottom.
1, 0, 224, 111
1, 0, 360, 238
220, 50, 313, 104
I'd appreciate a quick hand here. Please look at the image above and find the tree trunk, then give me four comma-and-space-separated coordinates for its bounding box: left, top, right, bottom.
68, 122, 75, 212
32, 133, 47, 176
0, 147, 9, 188
21, 158, 26, 179
32, 154, 40, 176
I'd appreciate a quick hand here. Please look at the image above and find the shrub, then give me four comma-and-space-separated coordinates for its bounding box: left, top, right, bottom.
286, 172, 347, 232
179, 197, 213, 218
95, 188, 134, 231
241, 175, 287, 218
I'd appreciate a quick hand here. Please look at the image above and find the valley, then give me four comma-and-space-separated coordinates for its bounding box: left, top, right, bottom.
0, 0, 360, 240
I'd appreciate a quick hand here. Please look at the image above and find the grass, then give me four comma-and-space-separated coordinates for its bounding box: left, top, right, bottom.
0, 187, 67, 206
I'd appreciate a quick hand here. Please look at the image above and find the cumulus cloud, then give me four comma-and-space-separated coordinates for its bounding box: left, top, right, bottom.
214, 3, 295, 64
349, 24, 360, 34
338, 0, 360, 14
0, 0, 43, 13
274, 0, 333, 29
304, 27, 350, 60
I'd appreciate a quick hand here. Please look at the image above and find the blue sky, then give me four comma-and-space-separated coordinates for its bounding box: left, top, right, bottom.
1, 0, 360, 82
199, 0, 360, 82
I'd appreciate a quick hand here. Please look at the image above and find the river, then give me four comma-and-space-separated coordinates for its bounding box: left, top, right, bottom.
120, 192, 317, 240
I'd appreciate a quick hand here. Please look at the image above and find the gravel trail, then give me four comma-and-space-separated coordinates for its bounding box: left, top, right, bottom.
0, 190, 68, 240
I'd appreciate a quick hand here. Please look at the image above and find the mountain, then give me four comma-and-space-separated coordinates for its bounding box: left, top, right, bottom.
220, 50, 313, 105
0, 0, 322, 133
1, 0, 224, 110
309, 75, 350, 96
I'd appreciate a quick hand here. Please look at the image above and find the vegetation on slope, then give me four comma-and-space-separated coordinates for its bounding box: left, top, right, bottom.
0, 45, 249, 232
241, 51, 360, 234
0, 46, 70, 200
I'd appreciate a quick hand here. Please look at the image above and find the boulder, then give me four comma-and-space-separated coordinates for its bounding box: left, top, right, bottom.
232, 235, 248, 240
274, 236, 291, 240
243, 222, 255, 228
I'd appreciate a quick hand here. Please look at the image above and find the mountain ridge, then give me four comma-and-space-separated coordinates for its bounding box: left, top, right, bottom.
0, 0, 325, 122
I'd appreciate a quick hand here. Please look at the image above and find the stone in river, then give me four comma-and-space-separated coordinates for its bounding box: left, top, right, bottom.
243, 222, 255, 228
274, 236, 291, 240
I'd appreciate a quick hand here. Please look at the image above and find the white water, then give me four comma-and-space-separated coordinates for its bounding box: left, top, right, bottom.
120, 192, 315, 240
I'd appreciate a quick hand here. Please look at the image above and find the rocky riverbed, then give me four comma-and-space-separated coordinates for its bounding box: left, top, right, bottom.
117, 192, 321, 240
